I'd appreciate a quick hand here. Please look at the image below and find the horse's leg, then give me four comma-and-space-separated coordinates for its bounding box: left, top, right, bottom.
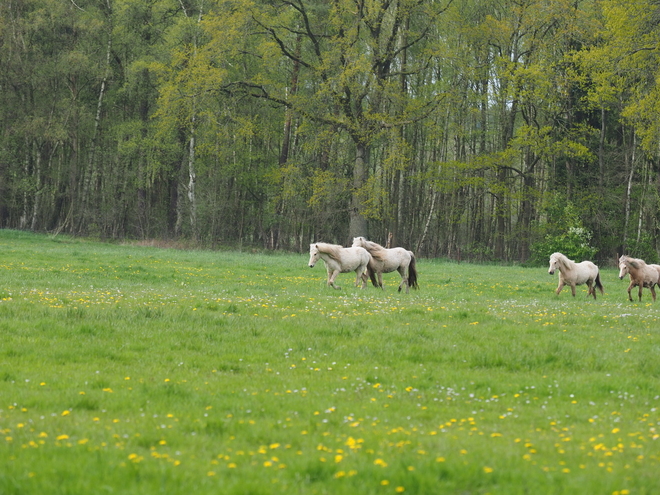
555, 278, 564, 295
328, 269, 341, 289
359, 268, 368, 289
377, 272, 384, 289
627, 283, 634, 302
397, 267, 408, 294
570, 283, 576, 297
355, 266, 367, 288
587, 281, 596, 299
651, 285, 657, 302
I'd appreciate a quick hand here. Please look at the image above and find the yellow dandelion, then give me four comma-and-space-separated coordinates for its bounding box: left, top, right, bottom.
483, 466, 494, 473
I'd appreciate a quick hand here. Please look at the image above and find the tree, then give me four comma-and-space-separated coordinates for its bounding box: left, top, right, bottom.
219, 0, 450, 240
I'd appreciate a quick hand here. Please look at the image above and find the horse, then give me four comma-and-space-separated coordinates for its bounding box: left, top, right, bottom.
351, 236, 419, 293
548, 252, 603, 299
308, 243, 372, 290
617, 255, 659, 302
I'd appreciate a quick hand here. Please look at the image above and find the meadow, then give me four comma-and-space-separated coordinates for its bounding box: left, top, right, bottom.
0, 230, 658, 494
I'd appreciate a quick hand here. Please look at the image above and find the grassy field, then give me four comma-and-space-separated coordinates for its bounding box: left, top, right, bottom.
1, 230, 658, 494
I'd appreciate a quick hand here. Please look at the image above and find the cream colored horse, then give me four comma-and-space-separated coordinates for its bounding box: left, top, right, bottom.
548, 252, 603, 299
618, 255, 659, 302
352, 236, 418, 293
308, 243, 371, 289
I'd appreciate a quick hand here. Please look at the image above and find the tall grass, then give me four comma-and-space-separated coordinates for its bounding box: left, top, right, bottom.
1, 230, 658, 494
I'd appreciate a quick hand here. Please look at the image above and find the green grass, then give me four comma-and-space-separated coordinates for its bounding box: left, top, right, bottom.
0, 229, 658, 494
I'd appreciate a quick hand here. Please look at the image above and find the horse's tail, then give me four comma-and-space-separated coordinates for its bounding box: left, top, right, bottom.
595, 271, 604, 294
367, 259, 380, 288
408, 253, 419, 290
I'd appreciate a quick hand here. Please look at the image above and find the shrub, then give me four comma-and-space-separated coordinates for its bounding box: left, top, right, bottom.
530, 198, 597, 265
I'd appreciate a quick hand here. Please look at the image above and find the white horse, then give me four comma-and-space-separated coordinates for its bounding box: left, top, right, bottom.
548, 252, 603, 299
618, 255, 659, 302
352, 236, 418, 293
308, 243, 372, 290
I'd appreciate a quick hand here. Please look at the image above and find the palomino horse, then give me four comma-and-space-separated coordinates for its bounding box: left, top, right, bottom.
618, 255, 659, 302
308, 243, 372, 290
548, 252, 603, 299
352, 236, 418, 293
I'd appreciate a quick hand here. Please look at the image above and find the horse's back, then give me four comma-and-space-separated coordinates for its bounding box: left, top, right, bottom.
652, 264, 660, 278
341, 246, 370, 272
573, 260, 600, 283
645, 263, 660, 284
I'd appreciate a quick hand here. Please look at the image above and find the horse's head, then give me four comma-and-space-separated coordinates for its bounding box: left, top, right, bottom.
548, 253, 560, 275
618, 260, 629, 280
308, 244, 320, 268
352, 236, 366, 248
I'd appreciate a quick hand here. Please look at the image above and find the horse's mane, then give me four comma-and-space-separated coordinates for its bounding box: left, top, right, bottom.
550, 252, 573, 271
315, 243, 343, 262
621, 255, 644, 270
360, 238, 389, 262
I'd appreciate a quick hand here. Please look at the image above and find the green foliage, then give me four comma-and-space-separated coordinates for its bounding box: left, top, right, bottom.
624, 233, 659, 263
3, 0, 660, 258
530, 196, 598, 265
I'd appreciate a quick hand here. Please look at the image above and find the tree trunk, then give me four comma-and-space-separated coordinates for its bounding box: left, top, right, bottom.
349, 141, 369, 240
187, 117, 198, 240
79, 31, 112, 233
622, 129, 635, 252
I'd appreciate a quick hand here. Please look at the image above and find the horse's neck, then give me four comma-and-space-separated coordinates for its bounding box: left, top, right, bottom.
557, 257, 574, 272
371, 247, 388, 261
319, 247, 341, 264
